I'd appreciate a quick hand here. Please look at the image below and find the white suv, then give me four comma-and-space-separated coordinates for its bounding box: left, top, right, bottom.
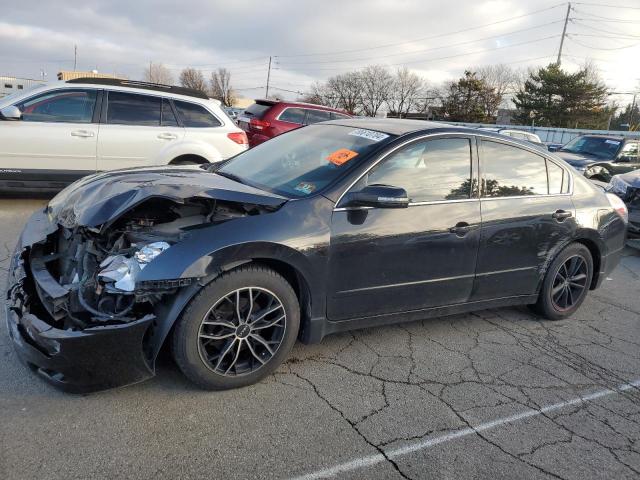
0, 78, 248, 192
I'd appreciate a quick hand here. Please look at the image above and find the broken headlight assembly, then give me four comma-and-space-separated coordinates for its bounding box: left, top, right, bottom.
98, 241, 171, 292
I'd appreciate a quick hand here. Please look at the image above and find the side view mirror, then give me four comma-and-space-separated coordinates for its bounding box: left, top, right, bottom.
0, 106, 22, 120
547, 145, 561, 152
342, 185, 409, 209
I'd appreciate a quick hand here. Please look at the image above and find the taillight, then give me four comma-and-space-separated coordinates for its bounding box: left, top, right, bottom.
227, 132, 248, 145
606, 192, 628, 223
249, 118, 270, 130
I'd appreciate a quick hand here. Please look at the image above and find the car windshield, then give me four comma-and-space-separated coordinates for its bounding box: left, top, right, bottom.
560, 136, 622, 159
217, 124, 395, 197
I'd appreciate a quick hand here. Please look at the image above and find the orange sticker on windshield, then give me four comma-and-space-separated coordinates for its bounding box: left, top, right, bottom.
327, 148, 358, 166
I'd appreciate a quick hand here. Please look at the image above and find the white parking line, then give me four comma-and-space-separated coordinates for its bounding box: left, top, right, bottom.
290, 379, 640, 480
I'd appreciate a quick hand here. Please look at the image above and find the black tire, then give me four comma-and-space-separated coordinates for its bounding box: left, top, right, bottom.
531, 243, 593, 320
172, 265, 300, 390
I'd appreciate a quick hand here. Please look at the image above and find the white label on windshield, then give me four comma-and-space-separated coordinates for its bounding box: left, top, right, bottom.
605, 139, 621, 145
349, 129, 389, 142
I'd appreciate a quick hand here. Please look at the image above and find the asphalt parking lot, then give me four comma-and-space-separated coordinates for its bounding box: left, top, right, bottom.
1, 198, 640, 480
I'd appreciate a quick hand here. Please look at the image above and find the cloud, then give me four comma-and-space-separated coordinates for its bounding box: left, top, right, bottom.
0, 0, 638, 100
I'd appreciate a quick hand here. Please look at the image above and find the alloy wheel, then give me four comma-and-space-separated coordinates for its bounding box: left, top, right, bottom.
551, 255, 588, 312
197, 287, 286, 376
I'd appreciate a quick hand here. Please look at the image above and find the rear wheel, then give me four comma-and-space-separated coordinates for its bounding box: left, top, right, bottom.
172, 266, 300, 390
531, 243, 593, 320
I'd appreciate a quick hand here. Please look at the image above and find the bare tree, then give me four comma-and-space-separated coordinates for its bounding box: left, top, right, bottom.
387, 67, 425, 117
475, 64, 517, 110
144, 62, 173, 85
359, 65, 393, 117
301, 82, 339, 108
327, 72, 363, 114
179, 68, 207, 93
209, 68, 236, 106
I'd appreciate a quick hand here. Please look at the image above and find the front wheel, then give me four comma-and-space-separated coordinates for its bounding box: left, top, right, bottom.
531, 243, 593, 320
172, 265, 300, 390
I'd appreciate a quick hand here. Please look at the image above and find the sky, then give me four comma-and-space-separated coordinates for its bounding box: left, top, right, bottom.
1, 0, 639, 106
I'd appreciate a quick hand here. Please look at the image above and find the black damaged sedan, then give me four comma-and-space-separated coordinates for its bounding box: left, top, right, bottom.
6, 119, 628, 392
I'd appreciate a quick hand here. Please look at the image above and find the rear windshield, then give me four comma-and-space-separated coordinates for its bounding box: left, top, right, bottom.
217, 124, 395, 198
244, 102, 273, 118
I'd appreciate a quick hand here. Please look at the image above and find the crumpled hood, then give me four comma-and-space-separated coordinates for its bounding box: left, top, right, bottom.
46, 166, 287, 228
617, 169, 640, 189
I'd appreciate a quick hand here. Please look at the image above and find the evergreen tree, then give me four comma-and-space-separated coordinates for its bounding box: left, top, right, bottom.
513, 63, 610, 129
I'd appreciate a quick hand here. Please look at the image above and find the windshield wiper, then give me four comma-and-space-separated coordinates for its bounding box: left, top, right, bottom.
215, 170, 246, 185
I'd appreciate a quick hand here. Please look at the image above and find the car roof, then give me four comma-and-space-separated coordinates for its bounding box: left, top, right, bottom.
324, 118, 477, 136
253, 99, 349, 113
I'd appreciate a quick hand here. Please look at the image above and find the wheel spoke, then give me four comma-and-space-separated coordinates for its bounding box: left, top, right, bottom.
552, 283, 565, 296
235, 290, 242, 324
570, 273, 587, 283
214, 338, 237, 372
251, 314, 285, 330
245, 288, 254, 322
249, 304, 283, 325
200, 332, 235, 341
249, 333, 275, 356
224, 339, 244, 375
246, 338, 266, 365
202, 320, 236, 329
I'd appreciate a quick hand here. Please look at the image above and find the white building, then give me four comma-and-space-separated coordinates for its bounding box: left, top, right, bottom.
0, 76, 45, 98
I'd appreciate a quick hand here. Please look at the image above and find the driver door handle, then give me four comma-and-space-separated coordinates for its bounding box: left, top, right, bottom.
449, 222, 476, 236
70, 130, 95, 138
552, 209, 572, 221
157, 132, 178, 140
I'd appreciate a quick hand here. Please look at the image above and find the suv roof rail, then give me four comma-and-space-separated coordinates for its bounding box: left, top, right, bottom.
65, 78, 210, 99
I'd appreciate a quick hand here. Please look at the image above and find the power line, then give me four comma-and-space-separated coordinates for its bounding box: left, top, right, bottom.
277, 21, 563, 66
568, 37, 640, 50
571, 20, 640, 37
282, 35, 561, 72
573, 2, 640, 9
274, 3, 567, 58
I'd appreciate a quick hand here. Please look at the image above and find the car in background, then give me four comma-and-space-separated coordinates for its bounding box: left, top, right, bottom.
479, 127, 546, 149
223, 107, 244, 123
238, 99, 351, 147
606, 169, 640, 237
0, 78, 248, 193
552, 135, 640, 182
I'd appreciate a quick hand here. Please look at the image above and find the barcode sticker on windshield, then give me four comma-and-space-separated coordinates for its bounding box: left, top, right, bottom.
349, 129, 389, 142
605, 139, 621, 145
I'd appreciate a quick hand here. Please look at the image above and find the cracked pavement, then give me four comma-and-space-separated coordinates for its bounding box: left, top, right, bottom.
1, 198, 640, 480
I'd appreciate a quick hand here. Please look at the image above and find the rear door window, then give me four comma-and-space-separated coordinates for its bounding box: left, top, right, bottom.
279, 107, 306, 124
305, 109, 331, 124
174, 100, 221, 127
17, 89, 97, 123
481, 140, 548, 197
107, 92, 161, 126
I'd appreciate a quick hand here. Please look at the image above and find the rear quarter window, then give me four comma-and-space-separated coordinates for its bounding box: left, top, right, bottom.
279, 107, 306, 124
174, 100, 221, 128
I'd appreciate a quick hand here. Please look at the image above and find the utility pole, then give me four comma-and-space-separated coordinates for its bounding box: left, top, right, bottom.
265, 56, 272, 98
629, 93, 637, 131
556, 2, 571, 66
73, 45, 77, 71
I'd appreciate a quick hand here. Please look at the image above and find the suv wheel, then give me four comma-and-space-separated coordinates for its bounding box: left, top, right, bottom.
531, 243, 593, 320
172, 265, 300, 390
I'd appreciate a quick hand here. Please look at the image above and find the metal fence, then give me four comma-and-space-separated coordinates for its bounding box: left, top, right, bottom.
440, 121, 640, 144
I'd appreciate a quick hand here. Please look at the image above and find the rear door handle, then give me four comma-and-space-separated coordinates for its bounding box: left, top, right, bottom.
552, 209, 572, 221
70, 130, 95, 138
157, 132, 178, 140
449, 222, 476, 236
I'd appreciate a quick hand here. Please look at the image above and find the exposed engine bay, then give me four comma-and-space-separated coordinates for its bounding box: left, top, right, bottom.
29, 197, 271, 330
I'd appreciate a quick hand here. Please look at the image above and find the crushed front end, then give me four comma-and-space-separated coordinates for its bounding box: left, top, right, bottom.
607, 173, 640, 238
